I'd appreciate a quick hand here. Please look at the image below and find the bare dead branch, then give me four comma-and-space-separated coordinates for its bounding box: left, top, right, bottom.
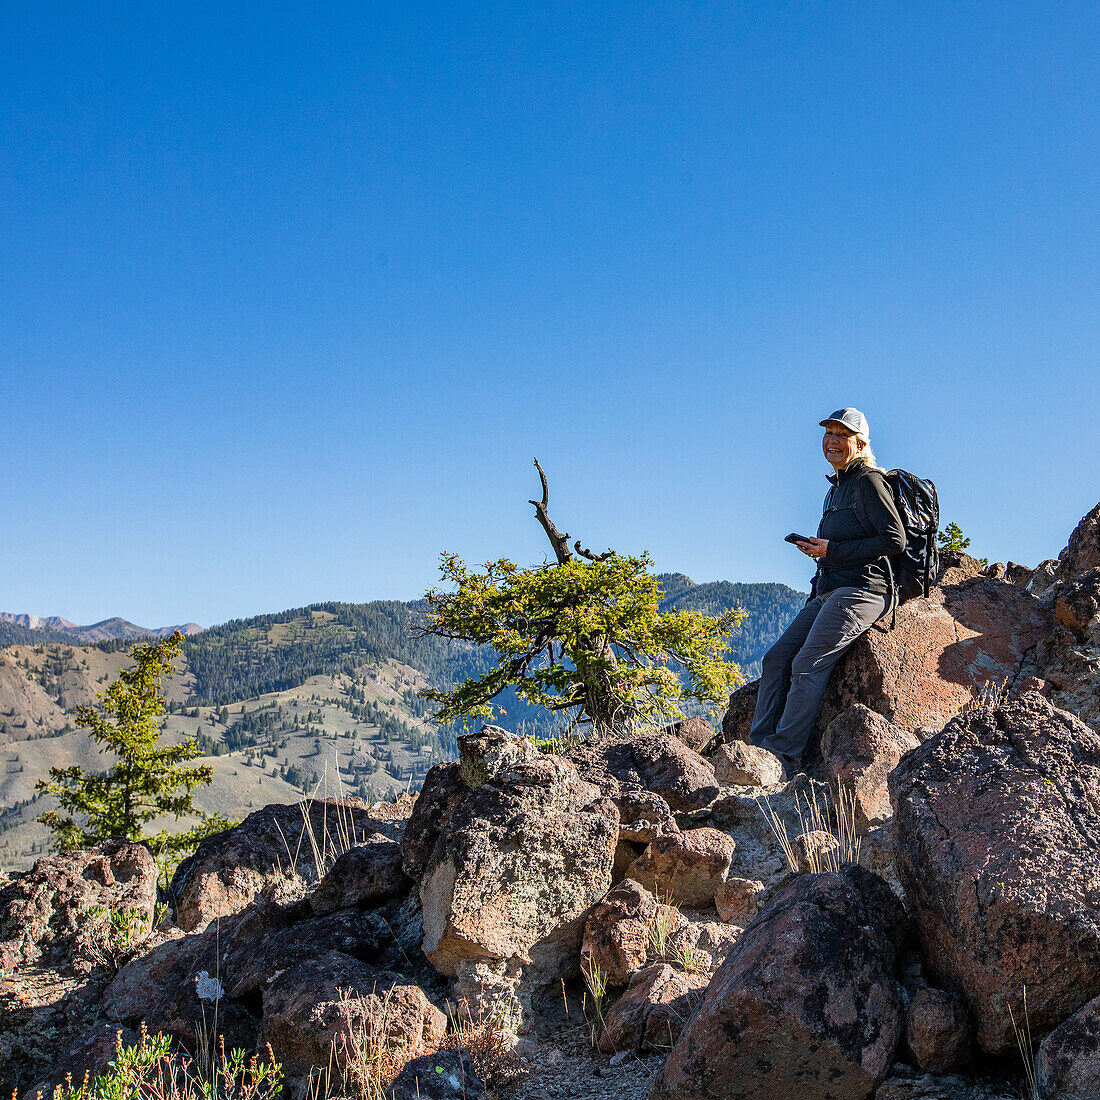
528, 458, 573, 565
573, 541, 614, 561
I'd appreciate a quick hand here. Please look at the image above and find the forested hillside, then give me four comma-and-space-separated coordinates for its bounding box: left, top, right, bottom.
0, 575, 803, 869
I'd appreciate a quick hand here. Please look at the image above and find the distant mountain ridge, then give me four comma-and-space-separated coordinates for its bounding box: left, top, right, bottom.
0, 612, 204, 647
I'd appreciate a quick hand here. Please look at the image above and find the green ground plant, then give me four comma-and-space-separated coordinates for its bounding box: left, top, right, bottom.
44, 1027, 282, 1100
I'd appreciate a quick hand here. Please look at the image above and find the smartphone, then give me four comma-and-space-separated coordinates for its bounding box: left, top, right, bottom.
784, 533, 814, 545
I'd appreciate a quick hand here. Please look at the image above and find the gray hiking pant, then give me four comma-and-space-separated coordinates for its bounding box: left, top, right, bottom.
748, 586, 886, 774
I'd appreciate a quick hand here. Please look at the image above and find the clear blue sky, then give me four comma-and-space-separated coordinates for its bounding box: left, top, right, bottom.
3, 2, 1098, 628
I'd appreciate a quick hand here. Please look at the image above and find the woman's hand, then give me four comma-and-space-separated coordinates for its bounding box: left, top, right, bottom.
797, 537, 829, 560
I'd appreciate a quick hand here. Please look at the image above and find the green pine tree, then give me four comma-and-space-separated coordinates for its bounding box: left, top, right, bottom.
937, 521, 971, 553
36, 631, 232, 855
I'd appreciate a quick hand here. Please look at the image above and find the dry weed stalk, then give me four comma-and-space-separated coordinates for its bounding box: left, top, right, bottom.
758, 783, 861, 874
1007, 986, 1039, 1100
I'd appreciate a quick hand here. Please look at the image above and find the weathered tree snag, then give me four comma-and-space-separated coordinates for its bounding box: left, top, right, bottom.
528, 458, 631, 738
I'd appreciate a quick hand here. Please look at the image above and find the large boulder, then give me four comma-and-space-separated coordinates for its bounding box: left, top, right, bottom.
820, 704, 920, 831
890, 693, 1100, 1053
716, 553, 1048, 755
0, 840, 158, 970
170, 798, 397, 931
416, 730, 617, 1029
650, 864, 907, 1100
1035, 992, 1100, 1100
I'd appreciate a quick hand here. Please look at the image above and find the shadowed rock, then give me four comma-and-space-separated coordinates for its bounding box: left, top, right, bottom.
890, 693, 1100, 1053
650, 864, 907, 1100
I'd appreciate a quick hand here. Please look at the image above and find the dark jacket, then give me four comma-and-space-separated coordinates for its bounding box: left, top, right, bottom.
813, 459, 906, 597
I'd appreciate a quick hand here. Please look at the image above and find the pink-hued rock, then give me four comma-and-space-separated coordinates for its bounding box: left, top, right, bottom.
1054, 501, 1100, 579
890, 693, 1100, 1054
711, 741, 783, 787
0, 840, 158, 971
1036, 992, 1100, 1100
714, 878, 765, 925
650, 864, 907, 1100
820, 705, 920, 831
581, 879, 659, 987
615, 788, 678, 844
905, 987, 974, 1074
627, 829, 734, 908
261, 949, 445, 1081
716, 552, 1048, 754
170, 798, 393, 931
598, 963, 710, 1054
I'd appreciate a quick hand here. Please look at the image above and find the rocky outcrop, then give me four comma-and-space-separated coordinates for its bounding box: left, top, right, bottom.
0, 840, 158, 971
598, 963, 709, 1054
1035, 992, 1100, 1100
170, 798, 399, 931
413, 730, 617, 1030
626, 829, 734, 908
820, 704, 920, 831
890, 693, 1100, 1053
650, 864, 907, 1100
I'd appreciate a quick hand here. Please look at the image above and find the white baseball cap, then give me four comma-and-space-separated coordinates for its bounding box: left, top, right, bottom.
819, 407, 869, 437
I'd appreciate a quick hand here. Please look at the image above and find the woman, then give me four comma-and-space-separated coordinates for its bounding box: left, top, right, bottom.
748, 407, 905, 778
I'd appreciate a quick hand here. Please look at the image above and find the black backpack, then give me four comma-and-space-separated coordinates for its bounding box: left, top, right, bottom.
882, 469, 939, 613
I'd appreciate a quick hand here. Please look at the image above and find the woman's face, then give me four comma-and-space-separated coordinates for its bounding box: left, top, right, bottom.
822, 424, 862, 471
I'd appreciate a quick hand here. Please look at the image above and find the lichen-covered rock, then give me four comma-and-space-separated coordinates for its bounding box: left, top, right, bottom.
310, 833, 410, 914
650, 864, 907, 1100
170, 798, 393, 931
711, 741, 783, 787
615, 788, 678, 844
457, 724, 540, 789
905, 987, 974, 1074
627, 829, 734, 908
0, 840, 157, 970
598, 963, 709, 1054
1035, 993, 1100, 1100
260, 950, 445, 1082
820, 705, 920, 831
418, 749, 616, 991
581, 879, 659, 987
890, 693, 1100, 1054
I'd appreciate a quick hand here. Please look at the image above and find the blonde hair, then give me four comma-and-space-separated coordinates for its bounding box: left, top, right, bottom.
855, 434, 883, 471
